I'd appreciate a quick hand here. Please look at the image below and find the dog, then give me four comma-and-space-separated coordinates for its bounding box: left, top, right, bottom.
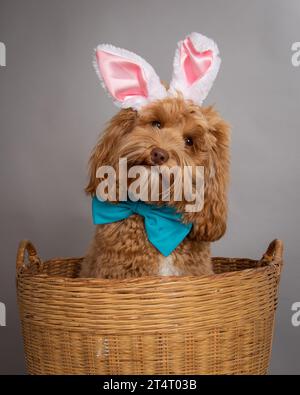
80, 32, 230, 279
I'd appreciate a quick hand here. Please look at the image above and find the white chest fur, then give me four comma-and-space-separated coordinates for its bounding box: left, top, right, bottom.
158, 255, 181, 276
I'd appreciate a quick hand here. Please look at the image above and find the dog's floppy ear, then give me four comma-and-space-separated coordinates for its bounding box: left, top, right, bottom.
169, 32, 221, 106
186, 107, 230, 241
85, 109, 137, 196
94, 44, 167, 110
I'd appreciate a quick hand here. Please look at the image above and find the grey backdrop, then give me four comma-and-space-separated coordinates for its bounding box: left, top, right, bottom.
0, 0, 299, 374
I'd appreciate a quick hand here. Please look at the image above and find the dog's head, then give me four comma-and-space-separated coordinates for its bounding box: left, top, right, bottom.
86, 33, 230, 241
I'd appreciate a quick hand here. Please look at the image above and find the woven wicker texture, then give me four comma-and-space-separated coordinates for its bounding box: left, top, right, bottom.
16, 239, 283, 375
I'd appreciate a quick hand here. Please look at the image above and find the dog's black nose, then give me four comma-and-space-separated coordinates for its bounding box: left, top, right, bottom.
150, 147, 169, 165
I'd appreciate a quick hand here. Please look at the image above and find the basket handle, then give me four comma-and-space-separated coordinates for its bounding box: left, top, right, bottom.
16, 240, 42, 274
260, 239, 284, 274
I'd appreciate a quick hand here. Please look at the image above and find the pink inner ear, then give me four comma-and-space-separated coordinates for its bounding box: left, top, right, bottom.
180, 37, 213, 85
96, 50, 148, 101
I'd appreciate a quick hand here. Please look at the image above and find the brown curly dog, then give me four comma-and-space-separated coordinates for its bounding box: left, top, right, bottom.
80, 96, 230, 278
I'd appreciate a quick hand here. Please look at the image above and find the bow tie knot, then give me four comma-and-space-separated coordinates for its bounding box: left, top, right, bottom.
130, 201, 145, 216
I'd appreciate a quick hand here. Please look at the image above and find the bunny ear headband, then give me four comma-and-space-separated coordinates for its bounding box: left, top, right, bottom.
94, 32, 221, 110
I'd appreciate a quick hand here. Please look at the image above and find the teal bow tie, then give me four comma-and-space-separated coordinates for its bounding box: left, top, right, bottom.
92, 197, 192, 256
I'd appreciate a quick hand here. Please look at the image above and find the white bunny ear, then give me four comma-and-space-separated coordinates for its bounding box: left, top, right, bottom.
94, 44, 167, 110
169, 32, 221, 106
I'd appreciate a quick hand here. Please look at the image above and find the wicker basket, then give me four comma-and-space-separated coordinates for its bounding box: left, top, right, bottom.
16, 239, 283, 375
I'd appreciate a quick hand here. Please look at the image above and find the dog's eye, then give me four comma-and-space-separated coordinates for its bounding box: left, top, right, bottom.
184, 136, 194, 146
151, 120, 161, 129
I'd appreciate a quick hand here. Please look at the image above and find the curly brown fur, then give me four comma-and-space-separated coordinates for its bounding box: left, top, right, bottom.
80, 97, 230, 279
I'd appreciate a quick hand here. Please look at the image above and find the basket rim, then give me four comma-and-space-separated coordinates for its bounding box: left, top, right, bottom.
16, 239, 283, 287
17, 256, 280, 285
